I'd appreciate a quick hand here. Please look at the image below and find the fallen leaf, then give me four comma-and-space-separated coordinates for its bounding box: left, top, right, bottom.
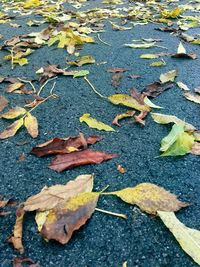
68, 55, 95, 67
140, 54, 159, 59
150, 60, 166, 67
19, 153, 26, 161
40, 192, 99, 244
0, 107, 27, 119
117, 164, 126, 173
112, 111, 135, 127
107, 68, 128, 73
106, 183, 188, 215
161, 7, 183, 18
160, 70, 177, 83
144, 97, 163, 109
151, 113, 195, 132
31, 134, 102, 157
80, 113, 115, 131
194, 86, 200, 94
0, 118, 24, 139
142, 82, 174, 98
133, 111, 148, 126
172, 42, 197, 60
177, 81, 190, 91
0, 95, 9, 112
191, 142, 200, 155
12, 257, 39, 267
183, 92, 200, 105
111, 74, 122, 88
9, 207, 25, 254
24, 112, 38, 138
6, 82, 24, 93
158, 211, 200, 265
73, 70, 89, 78
49, 149, 118, 172
108, 94, 150, 112
124, 42, 156, 49
24, 174, 94, 212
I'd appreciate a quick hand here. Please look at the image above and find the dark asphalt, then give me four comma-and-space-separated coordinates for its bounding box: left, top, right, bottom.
0, 1, 200, 266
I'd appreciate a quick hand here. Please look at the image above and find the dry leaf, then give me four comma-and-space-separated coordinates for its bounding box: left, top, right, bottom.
24, 112, 38, 138
0, 95, 9, 112
67, 55, 95, 67
107, 68, 128, 73
6, 82, 24, 93
172, 42, 197, 60
142, 82, 174, 98
133, 111, 148, 126
160, 70, 177, 84
111, 74, 122, 88
31, 134, 102, 157
191, 142, 200, 155
80, 113, 115, 132
106, 183, 188, 215
40, 192, 99, 244
24, 174, 94, 212
177, 82, 190, 91
9, 207, 25, 254
158, 211, 200, 265
49, 149, 118, 172
183, 92, 200, 105
12, 257, 39, 267
117, 164, 126, 173
0, 118, 24, 139
112, 111, 135, 127
0, 107, 27, 119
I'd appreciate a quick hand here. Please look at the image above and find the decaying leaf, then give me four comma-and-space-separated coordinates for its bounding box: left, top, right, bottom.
24, 112, 38, 138
158, 211, 200, 265
144, 97, 163, 109
40, 192, 99, 244
12, 257, 39, 267
133, 111, 148, 126
112, 111, 135, 127
183, 92, 200, 105
68, 55, 95, 67
191, 142, 200, 155
111, 74, 122, 88
160, 70, 177, 84
8, 207, 25, 254
6, 82, 24, 93
0, 196, 16, 216
0, 107, 26, 119
177, 81, 190, 91
142, 82, 174, 98
0, 95, 9, 112
117, 164, 126, 174
80, 113, 115, 132
108, 94, 150, 112
151, 113, 195, 132
107, 68, 128, 73
24, 174, 94, 212
172, 42, 197, 60
49, 149, 118, 172
31, 134, 102, 157
105, 183, 188, 215
0, 118, 24, 139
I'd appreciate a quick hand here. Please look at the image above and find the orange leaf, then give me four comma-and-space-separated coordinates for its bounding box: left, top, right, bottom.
24, 112, 38, 138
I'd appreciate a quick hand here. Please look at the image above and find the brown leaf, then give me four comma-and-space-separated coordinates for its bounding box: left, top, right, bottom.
12, 257, 39, 267
31, 134, 102, 157
111, 74, 122, 87
133, 111, 148, 126
0, 118, 24, 139
24, 113, 38, 138
6, 82, 25, 93
172, 53, 197, 60
128, 74, 141, 79
40, 192, 99, 244
130, 88, 144, 104
142, 82, 174, 98
24, 174, 94, 212
108, 183, 189, 215
112, 111, 135, 127
49, 149, 118, 172
9, 207, 25, 254
117, 164, 126, 173
0, 95, 9, 112
107, 68, 128, 73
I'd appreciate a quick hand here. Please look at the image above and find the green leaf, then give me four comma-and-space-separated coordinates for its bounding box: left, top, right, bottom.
73, 70, 89, 78
140, 54, 159, 59
80, 113, 115, 131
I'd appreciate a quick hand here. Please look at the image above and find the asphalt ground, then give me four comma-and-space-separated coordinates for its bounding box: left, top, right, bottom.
0, 1, 200, 266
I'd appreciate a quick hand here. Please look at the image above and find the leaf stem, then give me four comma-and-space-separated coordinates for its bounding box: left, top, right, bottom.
95, 207, 127, 219
84, 77, 107, 99
97, 34, 111, 46
17, 78, 37, 93
37, 77, 57, 96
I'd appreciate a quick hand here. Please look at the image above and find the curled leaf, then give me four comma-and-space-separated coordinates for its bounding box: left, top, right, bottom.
112, 111, 135, 127
0, 118, 24, 139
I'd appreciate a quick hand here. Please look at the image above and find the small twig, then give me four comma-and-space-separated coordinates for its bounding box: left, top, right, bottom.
155, 45, 168, 49
17, 78, 37, 93
97, 34, 111, 46
50, 81, 57, 95
84, 77, 107, 99
37, 77, 57, 96
95, 208, 127, 219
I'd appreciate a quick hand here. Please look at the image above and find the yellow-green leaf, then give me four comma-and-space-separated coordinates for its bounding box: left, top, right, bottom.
1, 107, 27, 119
24, 112, 38, 138
0, 118, 24, 139
80, 113, 115, 131
106, 183, 188, 215
140, 54, 159, 59
150, 60, 166, 67
161, 7, 183, 18
158, 211, 200, 265
144, 97, 163, 109
176, 81, 190, 91
108, 94, 150, 112
151, 113, 195, 132
68, 56, 95, 67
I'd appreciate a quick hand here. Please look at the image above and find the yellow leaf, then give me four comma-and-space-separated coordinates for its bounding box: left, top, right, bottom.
161, 7, 183, 18
1, 107, 27, 119
151, 113, 195, 132
23, 0, 42, 9
24, 112, 38, 138
177, 42, 186, 54
106, 183, 188, 215
144, 97, 163, 109
35, 210, 50, 232
80, 113, 115, 131
6, 82, 24, 93
108, 94, 150, 112
13, 58, 28, 66
68, 55, 95, 67
140, 54, 159, 59
158, 211, 200, 265
0, 118, 24, 139
150, 60, 166, 67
